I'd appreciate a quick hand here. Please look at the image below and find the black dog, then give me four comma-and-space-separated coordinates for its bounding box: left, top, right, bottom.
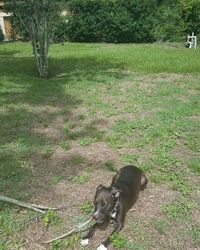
81, 165, 148, 250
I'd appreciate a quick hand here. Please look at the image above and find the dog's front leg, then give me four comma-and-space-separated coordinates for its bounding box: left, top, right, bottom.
81, 223, 97, 246
97, 215, 125, 250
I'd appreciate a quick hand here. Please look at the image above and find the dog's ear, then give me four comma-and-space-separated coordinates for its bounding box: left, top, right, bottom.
96, 184, 104, 191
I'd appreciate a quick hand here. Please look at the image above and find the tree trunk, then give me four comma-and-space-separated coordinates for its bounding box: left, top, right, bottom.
31, 1, 49, 78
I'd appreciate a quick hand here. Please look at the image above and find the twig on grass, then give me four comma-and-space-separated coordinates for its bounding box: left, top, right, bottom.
43, 216, 93, 244
0, 195, 57, 214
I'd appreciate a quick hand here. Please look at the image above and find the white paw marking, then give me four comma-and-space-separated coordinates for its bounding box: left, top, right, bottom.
81, 238, 89, 246
111, 211, 116, 218
97, 244, 107, 250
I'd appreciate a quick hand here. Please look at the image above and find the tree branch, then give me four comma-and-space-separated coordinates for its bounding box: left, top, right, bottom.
0, 195, 57, 214
43, 217, 94, 244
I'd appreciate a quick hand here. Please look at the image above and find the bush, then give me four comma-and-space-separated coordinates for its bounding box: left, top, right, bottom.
154, 4, 185, 42
66, 0, 157, 43
52, 15, 69, 43
0, 26, 4, 42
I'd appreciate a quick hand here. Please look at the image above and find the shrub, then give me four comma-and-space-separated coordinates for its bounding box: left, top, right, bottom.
154, 2, 185, 42
67, 0, 157, 43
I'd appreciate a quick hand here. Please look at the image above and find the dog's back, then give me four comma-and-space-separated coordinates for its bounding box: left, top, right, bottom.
111, 165, 147, 210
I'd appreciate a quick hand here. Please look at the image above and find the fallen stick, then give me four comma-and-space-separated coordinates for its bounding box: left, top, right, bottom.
0, 195, 57, 214
43, 216, 93, 244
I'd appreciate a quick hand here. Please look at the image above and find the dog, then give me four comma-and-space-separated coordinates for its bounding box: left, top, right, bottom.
81, 165, 148, 250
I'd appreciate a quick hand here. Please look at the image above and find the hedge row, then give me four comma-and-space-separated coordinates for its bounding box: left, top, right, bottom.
66, 0, 157, 43
8, 0, 200, 43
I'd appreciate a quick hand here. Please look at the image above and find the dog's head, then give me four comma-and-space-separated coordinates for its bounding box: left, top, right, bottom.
93, 184, 115, 224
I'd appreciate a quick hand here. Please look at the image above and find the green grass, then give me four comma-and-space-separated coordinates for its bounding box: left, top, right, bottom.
104, 160, 117, 172
188, 157, 200, 175
152, 219, 168, 235
69, 154, 85, 165
0, 41, 199, 249
59, 141, 71, 150
43, 210, 61, 227
110, 233, 127, 248
162, 200, 196, 220
72, 174, 89, 184
79, 201, 93, 214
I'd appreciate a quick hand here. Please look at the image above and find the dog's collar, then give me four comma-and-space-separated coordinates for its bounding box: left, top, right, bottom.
111, 189, 120, 219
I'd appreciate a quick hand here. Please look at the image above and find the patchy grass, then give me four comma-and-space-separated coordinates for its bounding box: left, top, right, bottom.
43, 210, 61, 228
104, 160, 117, 172
72, 174, 89, 184
110, 233, 127, 248
162, 200, 196, 220
0, 42, 200, 249
79, 201, 93, 214
152, 218, 168, 235
59, 140, 71, 150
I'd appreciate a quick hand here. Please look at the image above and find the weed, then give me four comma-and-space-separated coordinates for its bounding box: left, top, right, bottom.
60, 141, 70, 150
120, 154, 138, 164
69, 154, 85, 165
130, 217, 150, 245
78, 114, 85, 120
80, 137, 94, 146
106, 135, 124, 149
104, 160, 117, 172
50, 240, 62, 250
42, 146, 54, 158
150, 174, 162, 184
43, 210, 61, 227
51, 175, 64, 185
150, 171, 193, 196
127, 242, 146, 250
80, 201, 93, 214
153, 219, 168, 235
50, 235, 80, 249
63, 234, 80, 248
139, 163, 152, 172
172, 180, 193, 196
72, 174, 89, 184
162, 200, 195, 220
63, 126, 79, 139
188, 157, 200, 175
0, 205, 25, 249
110, 233, 127, 248
68, 121, 77, 129
185, 135, 200, 152
188, 225, 200, 244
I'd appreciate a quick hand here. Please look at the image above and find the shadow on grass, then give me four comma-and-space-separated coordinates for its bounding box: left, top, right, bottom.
0, 54, 126, 199
0, 49, 21, 56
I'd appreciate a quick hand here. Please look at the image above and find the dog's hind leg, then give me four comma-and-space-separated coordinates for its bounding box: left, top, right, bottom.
81, 223, 97, 246
140, 173, 148, 190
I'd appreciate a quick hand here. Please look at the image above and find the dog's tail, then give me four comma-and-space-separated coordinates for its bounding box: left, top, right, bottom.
140, 174, 148, 191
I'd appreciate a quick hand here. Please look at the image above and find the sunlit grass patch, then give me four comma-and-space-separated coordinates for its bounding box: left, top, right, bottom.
162, 200, 196, 220
188, 157, 200, 175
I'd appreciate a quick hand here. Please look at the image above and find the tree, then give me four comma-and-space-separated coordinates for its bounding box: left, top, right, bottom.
180, 0, 200, 36
5, 0, 62, 78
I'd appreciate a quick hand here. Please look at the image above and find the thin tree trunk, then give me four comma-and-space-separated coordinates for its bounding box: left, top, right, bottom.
30, 0, 49, 78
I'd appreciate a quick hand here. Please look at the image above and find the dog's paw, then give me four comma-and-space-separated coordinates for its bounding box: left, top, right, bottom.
97, 244, 107, 250
80, 238, 89, 246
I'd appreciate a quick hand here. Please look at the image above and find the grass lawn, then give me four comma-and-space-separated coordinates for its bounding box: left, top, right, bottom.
0, 42, 200, 250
